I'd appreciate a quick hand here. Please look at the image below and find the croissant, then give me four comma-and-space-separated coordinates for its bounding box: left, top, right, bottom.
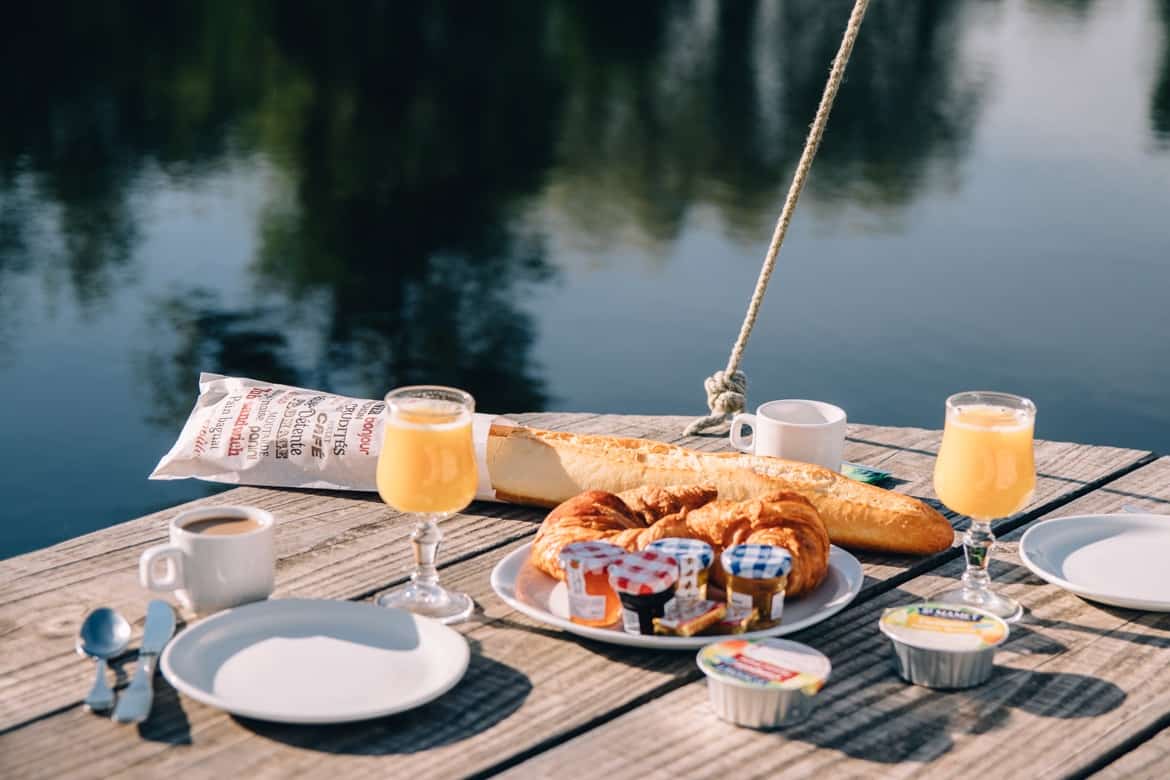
531, 485, 831, 597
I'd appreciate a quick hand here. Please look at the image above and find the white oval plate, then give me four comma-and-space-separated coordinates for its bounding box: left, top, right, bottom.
160, 598, 469, 723
490, 543, 863, 650
1019, 513, 1170, 611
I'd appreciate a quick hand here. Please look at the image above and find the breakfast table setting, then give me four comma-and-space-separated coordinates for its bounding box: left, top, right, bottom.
3, 375, 1170, 779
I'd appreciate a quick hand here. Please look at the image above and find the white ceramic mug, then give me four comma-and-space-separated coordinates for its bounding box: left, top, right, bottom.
729, 400, 847, 471
139, 506, 275, 614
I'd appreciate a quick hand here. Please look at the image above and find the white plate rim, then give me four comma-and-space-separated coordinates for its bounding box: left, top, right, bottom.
490, 542, 863, 649
159, 598, 470, 723
1018, 513, 1170, 611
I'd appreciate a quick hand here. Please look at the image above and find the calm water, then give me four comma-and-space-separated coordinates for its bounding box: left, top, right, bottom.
2, 0, 1169, 558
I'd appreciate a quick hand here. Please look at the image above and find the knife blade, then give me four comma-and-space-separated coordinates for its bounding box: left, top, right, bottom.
112, 600, 176, 724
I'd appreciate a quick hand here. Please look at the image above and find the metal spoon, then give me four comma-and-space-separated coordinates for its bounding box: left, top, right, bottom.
76, 608, 131, 712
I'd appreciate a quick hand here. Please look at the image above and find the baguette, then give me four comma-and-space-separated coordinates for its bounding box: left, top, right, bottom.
486, 424, 953, 555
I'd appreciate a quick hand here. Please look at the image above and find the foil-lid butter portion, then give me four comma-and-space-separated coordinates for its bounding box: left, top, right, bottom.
698, 638, 830, 693
880, 603, 1009, 652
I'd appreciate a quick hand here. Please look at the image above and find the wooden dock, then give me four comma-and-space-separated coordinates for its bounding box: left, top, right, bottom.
2, 413, 1169, 779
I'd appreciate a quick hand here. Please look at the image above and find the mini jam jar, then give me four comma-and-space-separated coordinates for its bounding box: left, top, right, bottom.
645, 538, 714, 601
608, 550, 680, 635
557, 541, 626, 627
721, 544, 793, 630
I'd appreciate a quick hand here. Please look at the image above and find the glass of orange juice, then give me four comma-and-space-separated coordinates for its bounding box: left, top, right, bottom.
375, 386, 478, 623
932, 391, 1036, 622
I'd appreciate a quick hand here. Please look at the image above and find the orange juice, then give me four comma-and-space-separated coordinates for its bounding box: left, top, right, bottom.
934, 404, 1035, 520
376, 403, 477, 514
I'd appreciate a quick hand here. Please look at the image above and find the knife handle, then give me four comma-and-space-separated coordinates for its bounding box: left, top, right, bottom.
111, 653, 157, 724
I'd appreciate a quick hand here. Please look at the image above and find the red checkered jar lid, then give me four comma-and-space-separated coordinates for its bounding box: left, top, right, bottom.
607, 550, 679, 596
557, 541, 626, 574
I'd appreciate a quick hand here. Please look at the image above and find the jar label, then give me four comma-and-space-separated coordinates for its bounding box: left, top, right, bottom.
676, 557, 701, 598
621, 608, 641, 634
568, 591, 605, 621
770, 591, 785, 620
729, 590, 753, 612
565, 563, 587, 594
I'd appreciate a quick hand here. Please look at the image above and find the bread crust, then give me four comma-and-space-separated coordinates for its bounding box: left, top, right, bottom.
488, 424, 953, 555
531, 486, 830, 596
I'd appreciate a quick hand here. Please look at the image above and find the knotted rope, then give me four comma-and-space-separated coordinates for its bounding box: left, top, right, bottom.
685, 0, 870, 435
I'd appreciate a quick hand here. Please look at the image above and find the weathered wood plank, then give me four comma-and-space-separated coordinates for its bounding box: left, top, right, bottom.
0, 413, 623, 730
0, 538, 702, 780
1092, 724, 1170, 779
0, 415, 1144, 734
0, 421, 1152, 779
501, 458, 1170, 780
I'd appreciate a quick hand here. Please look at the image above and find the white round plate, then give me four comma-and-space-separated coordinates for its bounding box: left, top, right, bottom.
490, 543, 863, 650
1019, 513, 1170, 611
160, 598, 469, 723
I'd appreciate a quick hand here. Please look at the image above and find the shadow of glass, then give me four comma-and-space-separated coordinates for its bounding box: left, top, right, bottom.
234, 649, 531, 755
1022, 611, 1170, 650
742, 578, 1131, 766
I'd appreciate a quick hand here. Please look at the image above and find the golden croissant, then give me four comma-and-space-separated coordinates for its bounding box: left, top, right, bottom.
530, 485, 831, 597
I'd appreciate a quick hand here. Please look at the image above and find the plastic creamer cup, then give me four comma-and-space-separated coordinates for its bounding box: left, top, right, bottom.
879, 602, 1009, 689
696, 638, 830, 729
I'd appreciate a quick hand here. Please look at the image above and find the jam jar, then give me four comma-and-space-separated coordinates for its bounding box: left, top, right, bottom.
608, 550, 680, 635
557, 541, 626, 627
645, 538, 714, 601
720, 544, 793, 630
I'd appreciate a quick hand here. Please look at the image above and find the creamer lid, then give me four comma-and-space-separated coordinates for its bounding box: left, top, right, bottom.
557, 541, 626, 573
646, 538, 714, 569
697, 638, 830, 692
720, 544, 792, 579
608, 550, 679, 595
879, 602, 1009, 652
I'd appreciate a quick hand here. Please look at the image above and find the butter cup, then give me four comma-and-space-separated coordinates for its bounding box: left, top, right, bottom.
879, 602, 1009, 689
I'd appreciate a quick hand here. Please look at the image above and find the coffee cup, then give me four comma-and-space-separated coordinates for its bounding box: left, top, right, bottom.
729, 400, 847, 471
139, 505, 275, 614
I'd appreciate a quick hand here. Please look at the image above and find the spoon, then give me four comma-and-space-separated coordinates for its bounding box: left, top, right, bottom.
76, 608, 131, 712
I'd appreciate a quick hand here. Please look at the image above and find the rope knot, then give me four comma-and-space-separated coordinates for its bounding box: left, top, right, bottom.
703, 370, 747, 415
684, 370, 747, 435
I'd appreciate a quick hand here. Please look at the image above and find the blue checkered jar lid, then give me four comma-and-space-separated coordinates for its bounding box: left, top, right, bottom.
720, 544, 793, 579
645, 538, 714, 569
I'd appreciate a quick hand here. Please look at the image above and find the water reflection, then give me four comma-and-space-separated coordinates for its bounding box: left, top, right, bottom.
138, 291, 302, 428
546, 0, 985, 245
2, 0, 1170, 557
1154, 0, 1170, 144
0, 0, 1164, 383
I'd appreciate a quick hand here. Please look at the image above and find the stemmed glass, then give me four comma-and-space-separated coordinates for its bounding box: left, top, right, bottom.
375, 386, 477, 623
932, 391, 1036, 622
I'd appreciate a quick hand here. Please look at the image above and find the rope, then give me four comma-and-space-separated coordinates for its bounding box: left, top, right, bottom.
685, 0, 871, 435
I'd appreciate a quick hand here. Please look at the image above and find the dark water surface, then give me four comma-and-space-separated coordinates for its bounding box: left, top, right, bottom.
2, 1, 1169, 557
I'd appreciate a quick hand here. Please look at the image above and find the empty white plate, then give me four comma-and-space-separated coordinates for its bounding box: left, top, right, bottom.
1019, 513, 1170, 611
490, 542, 863, 650
160, 599, 469, 723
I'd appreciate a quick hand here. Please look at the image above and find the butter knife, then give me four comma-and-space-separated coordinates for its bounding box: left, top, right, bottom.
112, 600, 175, 724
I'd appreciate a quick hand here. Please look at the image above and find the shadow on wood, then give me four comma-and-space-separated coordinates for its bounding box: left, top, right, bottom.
137, 678, 193, 745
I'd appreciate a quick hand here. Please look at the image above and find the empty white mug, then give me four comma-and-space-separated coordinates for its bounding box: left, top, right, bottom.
729, 400, 847, 471
139, 506, 275, 614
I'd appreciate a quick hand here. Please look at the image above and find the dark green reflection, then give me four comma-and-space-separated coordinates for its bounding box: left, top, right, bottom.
1, 0, 990, 413
1154, 0, 1170, 144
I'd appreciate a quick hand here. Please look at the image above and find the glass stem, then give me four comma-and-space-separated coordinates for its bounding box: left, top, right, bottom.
410, 513, 445, 587
960, 519, 995, 593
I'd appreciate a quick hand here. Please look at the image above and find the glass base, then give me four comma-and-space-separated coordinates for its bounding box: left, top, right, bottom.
377, 581, 474, 624
934, 586, 1023, 623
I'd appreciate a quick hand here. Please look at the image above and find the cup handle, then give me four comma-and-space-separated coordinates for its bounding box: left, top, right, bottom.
729, 413, 756, 453
139, 545, 184, 592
